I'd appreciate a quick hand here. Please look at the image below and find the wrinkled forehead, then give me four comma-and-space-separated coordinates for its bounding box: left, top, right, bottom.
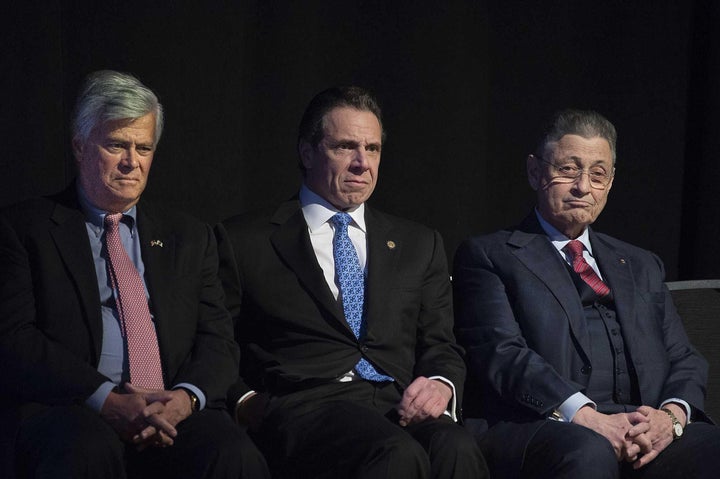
545, 135, 613, 165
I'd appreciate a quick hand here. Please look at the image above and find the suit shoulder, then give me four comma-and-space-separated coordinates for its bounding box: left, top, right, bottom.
137, 202, 212, 240
368, 207, 440, 237
219, 206, 280, 237
0, 195, 67, 236
592, 231, 664, 268
456, 228, 514, 252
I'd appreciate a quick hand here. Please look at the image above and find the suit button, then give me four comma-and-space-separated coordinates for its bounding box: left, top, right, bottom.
581, 365, 592, 375
360, 345, 369, 353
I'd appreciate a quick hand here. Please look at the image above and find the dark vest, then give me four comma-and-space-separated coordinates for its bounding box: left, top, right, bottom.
566, 264, 641, 412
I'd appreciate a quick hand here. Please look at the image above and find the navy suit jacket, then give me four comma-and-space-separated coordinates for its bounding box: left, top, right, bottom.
0, 185, 239, 466
453, 212, 709, 426
215, 199, 466, 408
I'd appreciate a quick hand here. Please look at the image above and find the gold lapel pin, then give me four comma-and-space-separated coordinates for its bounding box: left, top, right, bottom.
150, 240, 164, 248
386, 240, 396, 250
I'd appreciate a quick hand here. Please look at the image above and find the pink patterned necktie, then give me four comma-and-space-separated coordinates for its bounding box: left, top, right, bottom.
104, 213, 164, 389
563, 239, 611, 297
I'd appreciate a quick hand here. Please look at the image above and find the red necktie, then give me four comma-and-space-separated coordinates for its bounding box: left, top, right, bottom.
104, 213, 164, 389
563, 239, 611, 297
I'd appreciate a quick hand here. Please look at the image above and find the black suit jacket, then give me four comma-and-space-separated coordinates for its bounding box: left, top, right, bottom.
453, 212, 710, 426
0, 185, 239, 448
215, 199, 466, 408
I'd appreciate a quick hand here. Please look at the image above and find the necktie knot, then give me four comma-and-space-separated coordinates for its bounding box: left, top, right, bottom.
104, 212, 123, 229
564, 239, 585, 259
331, 212, 353, 229
563, 239, 611, 297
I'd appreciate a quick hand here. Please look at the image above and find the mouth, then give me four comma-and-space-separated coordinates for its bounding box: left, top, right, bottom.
344, 178, 368, 186
564, 199, 593, 208
114, 177, 140, 184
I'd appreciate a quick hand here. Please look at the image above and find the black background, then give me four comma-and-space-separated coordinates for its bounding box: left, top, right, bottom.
3, 1, 719, 280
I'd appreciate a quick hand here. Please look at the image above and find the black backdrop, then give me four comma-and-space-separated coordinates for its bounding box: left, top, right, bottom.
3, 1, 719, 280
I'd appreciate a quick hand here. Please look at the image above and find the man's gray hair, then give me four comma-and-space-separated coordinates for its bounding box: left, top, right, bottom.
536, 109, 617, 163
72, 70, 164, 145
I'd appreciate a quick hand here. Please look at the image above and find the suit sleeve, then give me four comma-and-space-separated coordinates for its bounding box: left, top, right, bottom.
648, 254, 709, 420
167, 222, 241, 408
411, 231, 467, 401
0, 214, 108, 403
453, 238, 581, 418
214, 222, 254, 408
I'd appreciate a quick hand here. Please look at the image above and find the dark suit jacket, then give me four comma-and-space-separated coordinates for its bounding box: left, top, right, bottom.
215, 199, 465, 408
453, 212, 710, 426
0, 185, 239, 472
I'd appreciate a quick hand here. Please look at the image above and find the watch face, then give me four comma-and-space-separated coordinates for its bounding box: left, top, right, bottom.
673, 423, 684, 437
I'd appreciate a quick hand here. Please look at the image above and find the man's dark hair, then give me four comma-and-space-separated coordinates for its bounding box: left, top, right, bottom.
297, 86, 384, 170
535, 109, 617, 163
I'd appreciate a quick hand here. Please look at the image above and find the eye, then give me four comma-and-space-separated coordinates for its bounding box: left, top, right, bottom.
136, 145, 154, 155
589, 169, 607, 179
366, 144, 381, 153
106, 142, 124, 152
556, 165, 579, 175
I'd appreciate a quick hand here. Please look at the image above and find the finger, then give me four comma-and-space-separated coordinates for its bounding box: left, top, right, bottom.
144, 413, 178, 438
634, 451, 659, 469
623, 441, 641, 461
133, 425, 158, 444
627, 421, 651, 438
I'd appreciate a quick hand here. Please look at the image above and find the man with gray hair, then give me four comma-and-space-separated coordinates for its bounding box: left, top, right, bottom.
0, 70, 268, 478
454, 109, 720, 478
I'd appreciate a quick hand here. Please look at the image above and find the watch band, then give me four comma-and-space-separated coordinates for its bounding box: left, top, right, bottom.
661, 407, 684, 440
179, 387, 199, 413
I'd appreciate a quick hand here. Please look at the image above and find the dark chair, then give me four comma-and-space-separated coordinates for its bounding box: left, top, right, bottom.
666, 279, 720, 422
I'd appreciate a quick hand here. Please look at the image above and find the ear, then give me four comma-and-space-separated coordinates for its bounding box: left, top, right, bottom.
605, 168, 615, 194
527, 154, 540, 190
72, 137, 84, 163
298, 140, 314, 170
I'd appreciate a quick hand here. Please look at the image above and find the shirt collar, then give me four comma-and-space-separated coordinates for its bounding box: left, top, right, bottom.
77, 183, 138, 234
535, 208, 593, 255
299, 184, 366, 233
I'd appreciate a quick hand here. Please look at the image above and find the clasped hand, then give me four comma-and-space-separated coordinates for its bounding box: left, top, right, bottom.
396, 376, 453, 427
100, 383, 194, 451
573, 404, 681, 469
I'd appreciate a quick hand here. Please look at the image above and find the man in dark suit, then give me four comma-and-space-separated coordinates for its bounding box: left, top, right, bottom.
453, 109, 720, 478
0, 70, 268, 479
216, 86, 487, 478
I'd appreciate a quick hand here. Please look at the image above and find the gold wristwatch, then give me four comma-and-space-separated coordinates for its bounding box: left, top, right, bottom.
661, 407, 684, 440
180, 388, 199, 413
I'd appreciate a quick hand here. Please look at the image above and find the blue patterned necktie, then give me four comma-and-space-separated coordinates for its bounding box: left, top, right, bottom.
331, 212, 393, 382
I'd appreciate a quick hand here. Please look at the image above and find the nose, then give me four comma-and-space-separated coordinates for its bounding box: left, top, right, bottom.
120, 147, 139, 169
572, 170, 592, 194
352, 148, 371, 170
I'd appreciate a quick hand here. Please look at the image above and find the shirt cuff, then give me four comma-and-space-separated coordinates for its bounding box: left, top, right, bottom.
428, 376, 457, 422
173, 383, 206, 410
85, 381, 117, 412
554, 392, 596, 422
660, 398, 691, 424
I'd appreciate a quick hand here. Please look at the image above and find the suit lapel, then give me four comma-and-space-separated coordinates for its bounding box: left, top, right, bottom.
49, 199, 104, 360
590, 232, 638, 343
364, 207, 399, 333
269, 202, 348, 329
509, 214, 591, 355
135, 204, 176, 359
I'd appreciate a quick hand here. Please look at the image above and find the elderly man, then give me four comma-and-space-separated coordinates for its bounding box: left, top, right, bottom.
0, 70, 268, 478
453, 109, 720, 478
215, 86, 487, 478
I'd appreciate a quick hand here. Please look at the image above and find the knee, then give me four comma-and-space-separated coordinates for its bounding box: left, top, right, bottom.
367, 432, 431, 476
526, 424, 618, 479
562, 431, 616, 470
